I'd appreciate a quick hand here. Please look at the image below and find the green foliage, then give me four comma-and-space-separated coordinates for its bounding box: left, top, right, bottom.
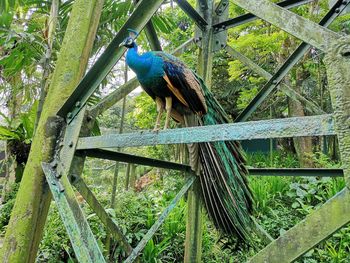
0, 101, 37, 143
246, 151, 300, 168
0, 198, 15, 234
37, 206, 74, 263
0, 183, 19, 233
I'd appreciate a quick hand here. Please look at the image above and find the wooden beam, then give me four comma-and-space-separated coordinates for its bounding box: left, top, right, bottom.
325, 37, 350, 186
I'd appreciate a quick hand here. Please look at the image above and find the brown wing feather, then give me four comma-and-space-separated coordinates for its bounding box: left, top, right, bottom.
162, 60, 207, 115
182, 69, 207, 114
163, 75, 189, 107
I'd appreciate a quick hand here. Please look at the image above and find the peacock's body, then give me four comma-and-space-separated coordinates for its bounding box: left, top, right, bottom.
121, 35, 253, 240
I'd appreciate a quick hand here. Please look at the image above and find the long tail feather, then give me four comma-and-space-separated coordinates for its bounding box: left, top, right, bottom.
194, 76, 254, 240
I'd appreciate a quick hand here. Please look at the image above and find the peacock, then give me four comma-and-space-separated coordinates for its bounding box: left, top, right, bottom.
120, 30, 254, 240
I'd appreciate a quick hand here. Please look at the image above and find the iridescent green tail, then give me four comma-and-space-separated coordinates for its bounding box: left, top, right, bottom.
197, 78, 254, 240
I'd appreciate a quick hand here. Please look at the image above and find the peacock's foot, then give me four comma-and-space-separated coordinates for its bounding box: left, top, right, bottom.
153, 125, 161, 132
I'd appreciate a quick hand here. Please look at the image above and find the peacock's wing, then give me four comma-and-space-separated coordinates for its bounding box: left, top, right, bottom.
154, 52, 207, 115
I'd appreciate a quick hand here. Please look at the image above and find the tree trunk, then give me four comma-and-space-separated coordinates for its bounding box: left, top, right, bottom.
279, 36, 315, 167
0, 1, 104, 262
287, 67, 315, 167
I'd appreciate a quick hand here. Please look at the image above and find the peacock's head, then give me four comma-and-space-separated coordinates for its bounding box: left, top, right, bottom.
119, 29, 138, 48
119, 36, 135, 48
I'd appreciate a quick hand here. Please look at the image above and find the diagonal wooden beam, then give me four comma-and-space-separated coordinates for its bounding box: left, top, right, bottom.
225, 45, 324, 115
232, 0, 342, 52
172, 37, 195, 56
42, 162, 106, 262
89, 78, 139, 117
175, 0, 208, 30
249, 188, 350, 262
213, 0, 313, 33
144, 21, 162, 51
133, 0, 162, 51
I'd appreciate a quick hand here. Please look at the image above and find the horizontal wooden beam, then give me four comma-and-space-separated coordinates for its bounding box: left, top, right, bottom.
77, 115, 335, 149
78, 149, 344, 177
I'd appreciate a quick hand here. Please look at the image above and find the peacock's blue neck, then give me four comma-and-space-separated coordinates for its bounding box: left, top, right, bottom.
126, 45, 152, 76
126, 44, 164, 83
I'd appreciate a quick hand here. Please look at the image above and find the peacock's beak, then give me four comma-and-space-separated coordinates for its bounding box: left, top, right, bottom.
119, 41, 125, 47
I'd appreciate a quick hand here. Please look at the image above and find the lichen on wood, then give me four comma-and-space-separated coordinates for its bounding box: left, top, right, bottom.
324, 37, 350, 187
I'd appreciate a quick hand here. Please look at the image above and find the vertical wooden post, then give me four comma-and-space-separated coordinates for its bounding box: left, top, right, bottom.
130, 164, 137, 190
184, 1, 214, 262
110, 163, 119, 207
125, 163, 131, 191
111, 62, 128, 207
324, 38, 350, 187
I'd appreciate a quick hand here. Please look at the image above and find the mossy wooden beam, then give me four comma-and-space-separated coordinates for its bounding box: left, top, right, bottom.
89, 77, 139, 117
77, 114, 335, 149
184, 177, 204, 263
42, 163, 106, 262
325, 37, 350, 187
249, 188, 350, 263
172, 37, 195, 56
133, 0, 162, 51
225, 45, 271, 80
144, 22, 162, 51
232, 0, 342, 52
213, 0, 313, 33
0, 1, 104, 261
175, 0, 208, 30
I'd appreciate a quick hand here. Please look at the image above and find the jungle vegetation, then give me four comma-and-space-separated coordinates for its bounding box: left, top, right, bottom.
0, 0, 349, 262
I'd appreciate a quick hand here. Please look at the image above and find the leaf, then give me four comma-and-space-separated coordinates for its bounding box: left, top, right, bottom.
86, 213, 97, 220
91, 118, 101, 136
20, 100, 38, 140
296, 187, 308, 198
292, 202, 300, 208
0, 126, 21, 140
105, 208, 116, 218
